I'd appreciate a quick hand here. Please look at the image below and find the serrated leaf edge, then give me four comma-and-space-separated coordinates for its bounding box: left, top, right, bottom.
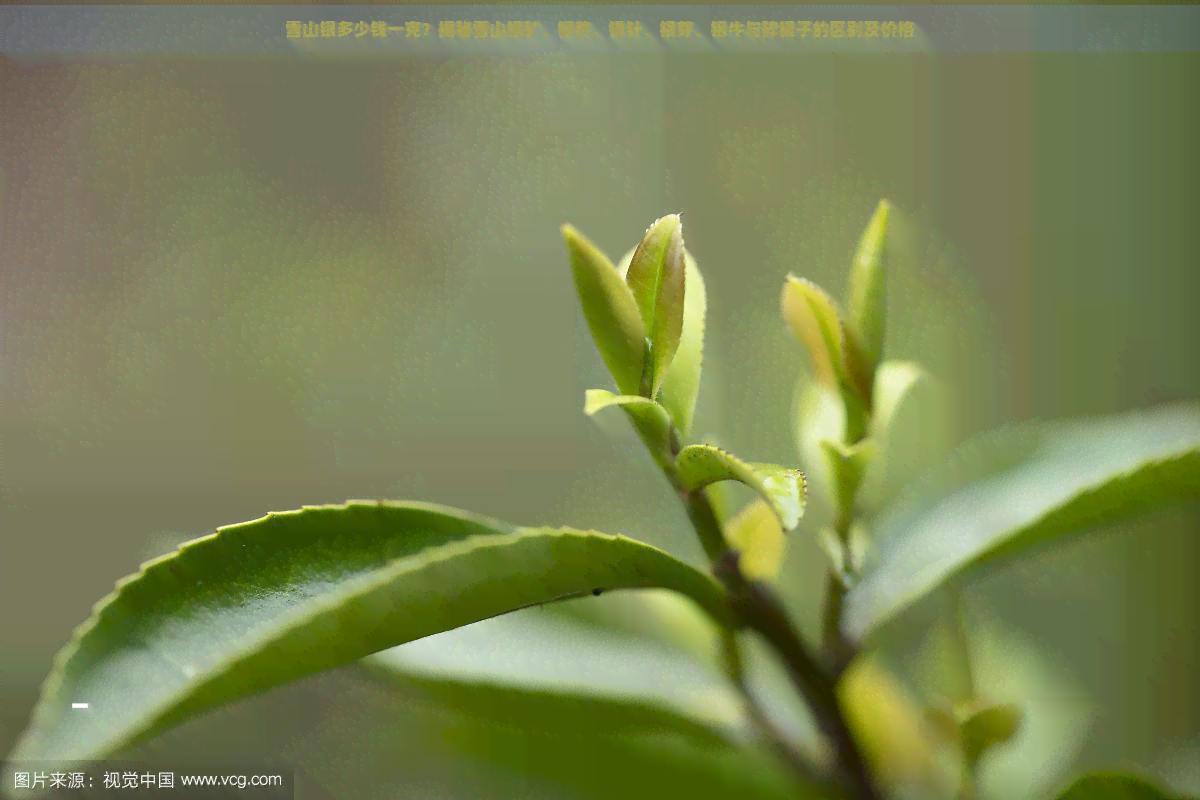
675, 445, 807, 531
16, 501, 734, 763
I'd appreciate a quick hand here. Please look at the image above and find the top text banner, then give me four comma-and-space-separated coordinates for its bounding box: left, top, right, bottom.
2, 6, 1198, 54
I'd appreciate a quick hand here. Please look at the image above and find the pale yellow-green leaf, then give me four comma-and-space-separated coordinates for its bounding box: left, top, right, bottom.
625, 215, 687, 397
793, 379, 845, 511
845, 199, 891, 378
870, 361, 927, 443
781, 276, 844, 390
618, 246, 707, 435
838, 654, 953, 797
724, 498, 786, 583
661, 252, 706, 435
860, 360, 948, 511
563, 224, 646, 396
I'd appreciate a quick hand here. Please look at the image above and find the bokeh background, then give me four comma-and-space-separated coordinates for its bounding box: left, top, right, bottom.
2, 36, 1198, 800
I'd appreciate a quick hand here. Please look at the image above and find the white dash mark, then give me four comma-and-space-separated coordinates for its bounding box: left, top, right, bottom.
72, 703, 89, 709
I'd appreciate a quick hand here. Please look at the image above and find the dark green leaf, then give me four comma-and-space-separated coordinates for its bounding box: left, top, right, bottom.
844, 403, 1200, 644
563, 224, 646, 396
357, 668, 830, 800
675, 444, 807, 531
8, 501, 734, 773
1052, 773, 1189, 800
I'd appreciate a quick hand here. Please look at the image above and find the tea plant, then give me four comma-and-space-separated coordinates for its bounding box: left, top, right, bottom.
7, 207, 1199, 800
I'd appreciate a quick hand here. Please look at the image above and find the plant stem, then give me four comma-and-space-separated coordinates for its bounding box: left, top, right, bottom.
659, 422, 878, 799
947, 580, 981, 800
684, 487, 883, 800
720, 627, 844, 796
957, 762, 979, 800
820, 569, 853, 677
946, 580, 977, 700
821, 383, 871, 677
821, 513, 855, 678
639, 339, 655, 398
842, 388, 869, 446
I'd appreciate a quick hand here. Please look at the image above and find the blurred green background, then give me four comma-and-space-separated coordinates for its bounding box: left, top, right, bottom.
2, 49, 1197, 799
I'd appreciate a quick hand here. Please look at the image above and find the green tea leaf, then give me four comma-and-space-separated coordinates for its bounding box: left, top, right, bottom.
8, 501, 734, 773
661, 252, 707, 435
356, 670, 826, 800
870, 361, 927, 444
675, 444, 807, 531
782, 275, 871, 422
819, 438, 878, 520
625, 214, 687, 397
549, 589, 723, 671
860, 360, 946, 511
724, 498, 787, 583
619, 245, 706, 434
844, 403, 1200, 644
1052, 773, 1189, 800
563, 224, 646, 396
841, 324, 876, 410
781, 276, 845, 391
364, 608, 735, 726
584, 389, 673, 462
793, 379, 846, 510
360, 609, 824, 800
845, 200, 891, 379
